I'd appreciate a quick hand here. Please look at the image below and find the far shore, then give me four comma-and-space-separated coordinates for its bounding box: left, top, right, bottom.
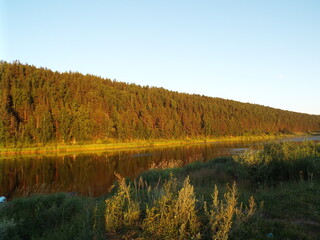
0, 132, 315, 157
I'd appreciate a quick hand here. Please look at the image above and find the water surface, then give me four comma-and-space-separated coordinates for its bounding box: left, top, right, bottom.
1, 136, 319, 198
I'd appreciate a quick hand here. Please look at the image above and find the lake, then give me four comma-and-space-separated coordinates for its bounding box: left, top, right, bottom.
1, 135, 319, 199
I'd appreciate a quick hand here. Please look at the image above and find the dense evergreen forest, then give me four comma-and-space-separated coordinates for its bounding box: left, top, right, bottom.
0, 61, 319, 147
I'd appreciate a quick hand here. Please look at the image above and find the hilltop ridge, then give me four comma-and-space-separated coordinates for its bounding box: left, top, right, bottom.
0, 61, 319, 147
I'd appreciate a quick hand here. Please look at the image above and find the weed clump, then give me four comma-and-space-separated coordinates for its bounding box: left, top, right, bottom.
105, 173, 255, 240
0, 193, 96, 240
204, 182, 256, 240
233, 141, 320, 186
142, 175, 201, 239
105, 173, 140, 236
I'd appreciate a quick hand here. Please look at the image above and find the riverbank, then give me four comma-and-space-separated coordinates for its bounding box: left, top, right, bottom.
0, 133, 309, 156
1, 141, 319, 239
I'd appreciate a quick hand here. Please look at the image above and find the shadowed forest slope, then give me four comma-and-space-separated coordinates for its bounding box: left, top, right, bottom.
1, 61, 319, 146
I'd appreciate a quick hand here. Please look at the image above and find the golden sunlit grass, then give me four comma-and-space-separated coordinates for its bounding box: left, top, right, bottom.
0, 133, 299, 156
105, 173, 140, 236
142, 175, 201, 240
104, 173, 256, 240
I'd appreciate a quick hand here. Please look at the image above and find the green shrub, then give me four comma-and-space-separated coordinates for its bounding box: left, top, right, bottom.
233, 142, 320, 187
105, 173, 140, 236
204, 182, 256, 240
142, 175, 201, 240
0, 193, 95, 240
0, 218, 20, 240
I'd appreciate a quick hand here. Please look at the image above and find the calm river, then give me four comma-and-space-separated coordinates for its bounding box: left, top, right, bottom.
1, 135, 319, 199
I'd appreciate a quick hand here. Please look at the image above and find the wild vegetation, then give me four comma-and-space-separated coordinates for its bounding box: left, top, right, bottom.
1, 141, 319, 239
1, 61, 319, 147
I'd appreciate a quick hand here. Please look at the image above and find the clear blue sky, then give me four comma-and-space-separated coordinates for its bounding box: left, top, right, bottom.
1, 0, 320, 115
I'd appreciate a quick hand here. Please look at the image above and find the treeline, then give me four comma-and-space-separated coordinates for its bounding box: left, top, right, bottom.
0, 61, 319, 146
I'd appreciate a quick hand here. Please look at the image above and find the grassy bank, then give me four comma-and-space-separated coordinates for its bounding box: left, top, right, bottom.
1, 141, 320, 239
0, 133, 306, 156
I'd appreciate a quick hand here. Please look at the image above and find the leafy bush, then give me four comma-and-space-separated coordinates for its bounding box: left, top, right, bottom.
204, 182, 256, 240
142, 175, 201, 240
0, 218, 20, 240
233, 142, 320, 187
105, 173, 140, 236
0, 193, 96, 240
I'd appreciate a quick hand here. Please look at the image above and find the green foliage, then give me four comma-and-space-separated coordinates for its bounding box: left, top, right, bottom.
249, 182, 320, 240
204, 183, 256, 240
105, 173, 140, 236
1, 61, 320, 147
233, 141, 320, 187
0, 218, 20, 240
142, 175, 201, 239
0, 193, 101, 240
103, 173, 255, 240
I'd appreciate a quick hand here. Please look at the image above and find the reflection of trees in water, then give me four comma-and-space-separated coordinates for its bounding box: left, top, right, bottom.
0, 139, 293, 198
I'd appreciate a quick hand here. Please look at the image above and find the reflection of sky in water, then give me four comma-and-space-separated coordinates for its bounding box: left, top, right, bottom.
1, 135, 319, 199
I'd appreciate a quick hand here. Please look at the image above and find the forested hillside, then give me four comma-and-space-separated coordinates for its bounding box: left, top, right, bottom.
0, 61, 319, 146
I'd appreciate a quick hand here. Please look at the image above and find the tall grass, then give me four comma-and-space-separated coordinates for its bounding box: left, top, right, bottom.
0, 193, 100, 240
233, 141, 320, 187
204, 183, 256, 240
142, 175, 201, 239
104, 173, 140, 237
104, 173, 256, 240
